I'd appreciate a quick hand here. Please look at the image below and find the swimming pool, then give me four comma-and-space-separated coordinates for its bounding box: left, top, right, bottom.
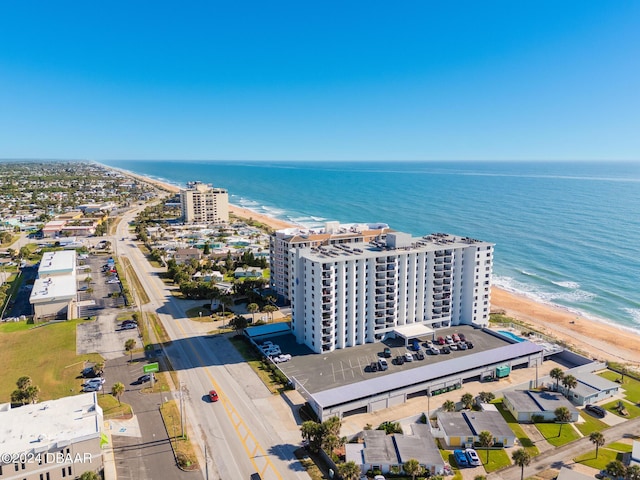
498, 330, 526, 343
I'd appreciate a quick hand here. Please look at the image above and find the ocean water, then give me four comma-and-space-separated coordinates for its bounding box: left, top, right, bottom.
100, 159, 640, 334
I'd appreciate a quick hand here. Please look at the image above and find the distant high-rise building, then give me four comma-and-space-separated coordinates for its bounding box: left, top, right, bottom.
269, 221, 390, 302
180, 181, 229, 224
290, 232, 493, 353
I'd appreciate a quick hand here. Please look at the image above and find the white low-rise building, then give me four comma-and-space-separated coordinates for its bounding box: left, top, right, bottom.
29, 251, 77, 322
0, 392, 104, 480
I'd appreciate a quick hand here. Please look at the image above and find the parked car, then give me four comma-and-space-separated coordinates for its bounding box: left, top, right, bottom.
452, 333, 460, 342
411, 339, 421, 351
122, 319, 137, 326
450, 343, 458, 351
445, 335, 454, 344
404, 352, 414, 362
383, 347, 392, 358
81, 367, 101, 378
453, 449, 470, 468
465, 448, 482, 466
369, 361, 379, 372
465, 341, 474, 349
427, 346, 440, 355
82, 384, 100, 393
585, 404, 606, 418
121, 323, 137, 330
264, 347, 282, 357
273, 354, 292, 363
437, 336, 445, 345
209, 390, 219, 402
415, 350, 425, 360
137, 374, 155, 383
440, 345, 451, 354
457, 342, 468, 350
83, 377, 105, 387
459, 333, 466, 342
395, 355, 405, 365
378, 358, 389, 370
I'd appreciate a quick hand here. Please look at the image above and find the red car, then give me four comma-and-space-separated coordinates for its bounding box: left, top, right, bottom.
209, 390, 219, 402
437, 336, 445, 345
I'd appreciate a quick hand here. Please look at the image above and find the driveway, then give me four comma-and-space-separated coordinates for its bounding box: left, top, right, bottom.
77, 312, 142, 360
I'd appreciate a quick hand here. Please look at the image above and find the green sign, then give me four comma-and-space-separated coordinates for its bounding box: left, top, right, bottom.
143, 362, 159, 373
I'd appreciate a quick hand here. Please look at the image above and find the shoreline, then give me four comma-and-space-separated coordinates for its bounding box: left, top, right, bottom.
116, 165, 640, 366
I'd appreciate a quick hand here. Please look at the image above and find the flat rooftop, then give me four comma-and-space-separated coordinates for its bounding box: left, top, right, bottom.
0, 392, 102, 455
38, 250, 76, 275
30, 273, 77, 303
301, 232, 492, 262
275, 326, 521, 396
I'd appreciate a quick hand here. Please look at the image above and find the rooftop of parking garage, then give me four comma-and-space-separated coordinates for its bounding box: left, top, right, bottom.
275, 325, 524, 396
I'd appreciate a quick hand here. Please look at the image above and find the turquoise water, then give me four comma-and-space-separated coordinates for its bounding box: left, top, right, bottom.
99, 160, 640, 334
497, 331, 526, 343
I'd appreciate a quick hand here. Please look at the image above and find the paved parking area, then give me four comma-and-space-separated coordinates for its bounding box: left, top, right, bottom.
77, 253, 125, 318
77, 312, 141, 359
275, 325, 511, 394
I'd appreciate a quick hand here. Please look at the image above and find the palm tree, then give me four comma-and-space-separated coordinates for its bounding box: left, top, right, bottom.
620, 365, 629, 384
442, 399, 456, 412
247, 303, 259, 322
478, 430, 494, 464
554, 406, 572, 437
549, 367, 564, 392
263, 305, 277, 322
16, 375, 32, 391
461, 393, 474, 410
590, 431, 605, 458
337, 461, 361, 480
512, 448, 531, 480
111, 382, 125, 405
25, 385, 40, 404
124, 338, 136, 362
403, 458, 424, 480
562, 374, 577, 399
78, 472, 101, 480
93, 361, 105, 377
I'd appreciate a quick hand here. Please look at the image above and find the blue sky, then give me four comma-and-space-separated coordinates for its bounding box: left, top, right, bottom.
0, 1, 638, 161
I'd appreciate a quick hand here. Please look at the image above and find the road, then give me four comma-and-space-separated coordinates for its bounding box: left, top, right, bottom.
113, 206, 309, 480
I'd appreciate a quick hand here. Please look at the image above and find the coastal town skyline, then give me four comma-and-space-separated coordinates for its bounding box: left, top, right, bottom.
1, 1, 639, 162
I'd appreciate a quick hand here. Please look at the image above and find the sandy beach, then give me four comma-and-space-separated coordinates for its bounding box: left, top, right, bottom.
131, 170, 640, 366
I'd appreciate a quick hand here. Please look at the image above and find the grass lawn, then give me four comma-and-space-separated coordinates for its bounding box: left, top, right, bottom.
599, 370, 640, 403
186, 306, 214, 321
574, 443, 626, 470
535, 422, 581, 447
495, 401, 540, 456
0, 319, 103, 402
602, 399, 640, 419
98, 393, 133, 419
481, 448, 511, 472
576, 411, 609, 435
160, 400, 200, 471
0, 320, 33, 333
606, 442, 633, 453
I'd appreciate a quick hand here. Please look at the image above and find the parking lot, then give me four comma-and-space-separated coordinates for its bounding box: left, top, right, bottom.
274, 325, 511, 394
76, 253, 126, 317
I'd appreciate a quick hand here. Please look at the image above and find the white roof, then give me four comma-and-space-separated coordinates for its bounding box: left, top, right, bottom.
393, 323, 434, 339
30, 273, 77, 303
38, 250, 76, 275
0, 392, 102, 456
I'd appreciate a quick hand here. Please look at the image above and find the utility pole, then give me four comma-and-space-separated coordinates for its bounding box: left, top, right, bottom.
180, 383, 185, 438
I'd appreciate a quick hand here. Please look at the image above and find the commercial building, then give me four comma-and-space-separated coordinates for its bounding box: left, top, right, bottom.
29, 250, 77, 322
0, 392, 104, 480
180, 181, 229, 224
269, 221, 390, 302
291, 231, 493, 353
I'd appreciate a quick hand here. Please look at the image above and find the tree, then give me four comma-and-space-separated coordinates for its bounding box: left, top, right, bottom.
16, 376, 32, 391
322, 434, 341, 454
626, 465, 640, 480
337, 461, 361, 480
562, 374, 577, 399
474, 476, 487, 480
442, 399, 456, 412
620, 365, 629, 383
203, 242, 210, 255
323, 416, 342, 437
263, 305, 277, 322
606, 460, 626, 479
24, 385, 40, 404
511, 448, 531, 480
247, 303, 259, 322
125, 338, 136, 362
554, 406, 572, 437
78, 472, 101, 480
300, 421, 324, 452
590, 431, 605, 458
549, 367, 564, 392
461, 393, 474, 410
111, 382, 125, 405
229, 315, 248, 335
11, 376, 39, 405
403, 458, 424, 480
478, 430, 494, 464
478, 391, 495, 404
